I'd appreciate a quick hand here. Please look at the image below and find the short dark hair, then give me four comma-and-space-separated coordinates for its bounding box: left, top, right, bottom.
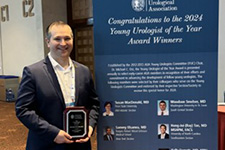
105, 126, 111, 131
104, 101, 112, 108
159, 100, 166, 105
160, 124, 167, 130
45, 21, 73, 40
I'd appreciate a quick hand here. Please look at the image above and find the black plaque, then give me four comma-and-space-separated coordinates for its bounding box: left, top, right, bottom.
64, 107, 89, 139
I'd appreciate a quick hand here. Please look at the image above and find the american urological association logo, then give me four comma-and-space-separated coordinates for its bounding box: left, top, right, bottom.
131, 0, 177, 12
132, 0, 145, 12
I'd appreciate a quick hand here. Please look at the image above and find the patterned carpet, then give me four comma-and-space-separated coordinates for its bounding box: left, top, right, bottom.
0, 101, 97, 150
0, 101, 27, 150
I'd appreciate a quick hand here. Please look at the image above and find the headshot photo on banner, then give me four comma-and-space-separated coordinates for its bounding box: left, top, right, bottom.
93, 0, 218, 150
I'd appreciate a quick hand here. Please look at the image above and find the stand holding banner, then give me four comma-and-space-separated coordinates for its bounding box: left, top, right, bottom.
93, 0, 218, 149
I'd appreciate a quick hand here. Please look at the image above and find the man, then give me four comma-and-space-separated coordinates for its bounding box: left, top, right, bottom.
103, 101, 114, 116
15, 21, 100, 150
158, 100, 169, 116
103, 127, 114, 141
158, 124, 169, 139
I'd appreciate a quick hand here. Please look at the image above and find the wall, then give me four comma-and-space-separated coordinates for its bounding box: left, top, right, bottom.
0, 0, 67, 77
218, 0, 225, 102
0, 0, 44, 76
0, 22, 2, 74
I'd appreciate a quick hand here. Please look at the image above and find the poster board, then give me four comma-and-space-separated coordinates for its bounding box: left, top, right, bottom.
93, 0, 218, 150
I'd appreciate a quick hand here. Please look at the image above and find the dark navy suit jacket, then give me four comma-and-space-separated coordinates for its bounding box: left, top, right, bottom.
15, 56, 100, 150
158, 133, 169, 139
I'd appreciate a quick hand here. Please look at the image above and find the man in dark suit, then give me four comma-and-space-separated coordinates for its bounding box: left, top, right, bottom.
103, 127, 114, 141
158, 124, 169, 139
15, 21, 100, 150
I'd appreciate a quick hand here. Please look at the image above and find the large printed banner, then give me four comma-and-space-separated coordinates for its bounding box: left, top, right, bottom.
93, 0, 218, 150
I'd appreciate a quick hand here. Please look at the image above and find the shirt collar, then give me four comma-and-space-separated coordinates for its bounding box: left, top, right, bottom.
48, 53, 73, 71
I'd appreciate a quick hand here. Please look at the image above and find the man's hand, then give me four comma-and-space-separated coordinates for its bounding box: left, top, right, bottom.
75, 126, 93, 143
54, 130, 74, 144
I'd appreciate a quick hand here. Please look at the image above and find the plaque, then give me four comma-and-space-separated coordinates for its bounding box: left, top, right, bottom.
64, 107, 89, 139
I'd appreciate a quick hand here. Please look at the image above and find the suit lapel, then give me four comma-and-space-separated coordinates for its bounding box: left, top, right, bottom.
74, 63, 79, 106
43, 56, 65, 108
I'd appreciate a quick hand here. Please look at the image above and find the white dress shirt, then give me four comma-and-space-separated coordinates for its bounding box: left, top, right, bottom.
158, 110, 169, 116
48, 53, 75, 107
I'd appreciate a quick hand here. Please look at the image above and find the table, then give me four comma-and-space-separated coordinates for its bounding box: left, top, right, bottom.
218, 105, 225, 150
